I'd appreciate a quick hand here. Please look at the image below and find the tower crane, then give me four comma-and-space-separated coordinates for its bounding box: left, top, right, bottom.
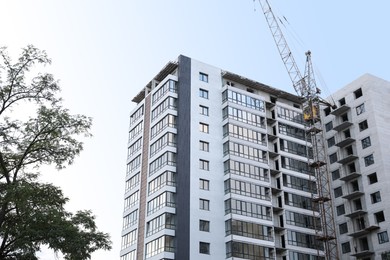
257, 1, 339, 259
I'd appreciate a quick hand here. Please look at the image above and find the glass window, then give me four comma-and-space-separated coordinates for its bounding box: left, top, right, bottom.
200, 199, 210, 210
199, 123, 209, 133
199, 140, 209, 151
364, 154, 374, 167
329, 153, 338, 164
199, 220, 210, 232
199, 242, 210, 254
368, 172, 378, 184
332, 169, 340, 181
378, 231, 389, 244
336, 204, 345, 216
199, 179, 209, 190
371, 191, 381, 204
199, 105, 209, 116
339, 98, 346, 106
327, 137, 335, 148
199, 89, 209, 99
356, 103, 365, 115
334, 187, 343, 198
199, 160, 209, 171
361, 136, 371, 149
341, 242, 351, 254
325, 121, 333, 132
359, 120, 368, 131
339, 223, 348, 234
199, 72, 208, 82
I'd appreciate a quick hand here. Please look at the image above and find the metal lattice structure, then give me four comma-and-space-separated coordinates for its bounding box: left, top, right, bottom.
258, 1, 339, 259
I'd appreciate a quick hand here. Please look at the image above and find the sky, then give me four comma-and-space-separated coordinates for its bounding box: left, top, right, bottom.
0, 0, 389, 259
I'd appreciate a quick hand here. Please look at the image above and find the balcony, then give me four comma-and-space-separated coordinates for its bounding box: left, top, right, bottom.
348, 225, 379, 238
340, 172, 361, 182
338, 155, 358, 165
335, 137, 355, 148
333, 121, 353, 132
342, 190, 364, 200
350, 250, 375, 258
345, 209, 367, 218
330, 105, 350, 116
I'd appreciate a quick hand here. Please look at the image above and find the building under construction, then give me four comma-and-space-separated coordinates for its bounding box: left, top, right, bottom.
119, 54, 390, 259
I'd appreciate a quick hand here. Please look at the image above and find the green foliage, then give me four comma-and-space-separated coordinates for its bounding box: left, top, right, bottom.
0, 46, 111, 259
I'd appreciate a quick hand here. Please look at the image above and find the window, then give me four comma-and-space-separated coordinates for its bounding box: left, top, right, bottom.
224, 123, 267, 144
368, 172, 378, 184
199, 220, 210, 232
287, 230, 324, 250
199, 179, 209, 190
356, 103, 365, 115
332, 169, 340, 181
337, 204, 345, 216
371, 191, 381, 204
225, 179, 271, 200
339, 98, 346, 106
146, 213, 175, 237
285, 211, 320, 230
152, 80, 177, 104
145, 235, 174, 258
341, 242, 351, 254
199, 141, 209, 151
224, 159, 269, 182
147, 192, 175, 215
199, 123, 209, 133
121, 229, 137, 249
199, 242, 210, 254
222, 89, 265, 111
225, 198, 272, 220
324, 107, 331, 116
339, 223, 348, 234
354, 88, 363, 99
364, 154, 374, 166
378, 231, 389, 244
329, 153, 338, 164
123, 210, 138, 230
199, 89, 209, 99
199, 105, 209, 116
375, 211, 385, 223
199, 160, 209, 171
359, 120, 368, 131
353, 198, 363, 210
361, 136, 371, 149
334, 187, 343, 198
223, 107, 266, 128
199, 199, 210, 210
327, 137, 336, 148
325, 121, 333, 132
224, 141, 267, 163
199, 72, 208, 82
225, 219, 273, 240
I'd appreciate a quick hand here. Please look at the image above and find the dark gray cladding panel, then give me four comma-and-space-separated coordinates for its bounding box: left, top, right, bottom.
176, 55, 191, 260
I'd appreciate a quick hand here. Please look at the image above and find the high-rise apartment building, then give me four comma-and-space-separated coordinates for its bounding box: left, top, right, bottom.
120, 55, 390, 260
323, 74, 390, 260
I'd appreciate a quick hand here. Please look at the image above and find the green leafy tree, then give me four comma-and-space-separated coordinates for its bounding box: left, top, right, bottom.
0, 45, 111, 259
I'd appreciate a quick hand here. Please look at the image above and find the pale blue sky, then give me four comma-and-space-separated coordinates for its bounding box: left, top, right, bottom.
1, 1, 389, 259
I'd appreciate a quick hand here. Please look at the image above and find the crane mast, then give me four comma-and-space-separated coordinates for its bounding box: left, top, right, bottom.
257, 1, 339, 259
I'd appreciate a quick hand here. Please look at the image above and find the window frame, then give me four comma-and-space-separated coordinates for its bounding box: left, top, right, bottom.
199, 72, 209, 83
199, 199, 210, 211
199, 88, 209, 99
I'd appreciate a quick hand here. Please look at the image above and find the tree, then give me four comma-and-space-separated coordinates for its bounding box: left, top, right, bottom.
0, 45, 112, 259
